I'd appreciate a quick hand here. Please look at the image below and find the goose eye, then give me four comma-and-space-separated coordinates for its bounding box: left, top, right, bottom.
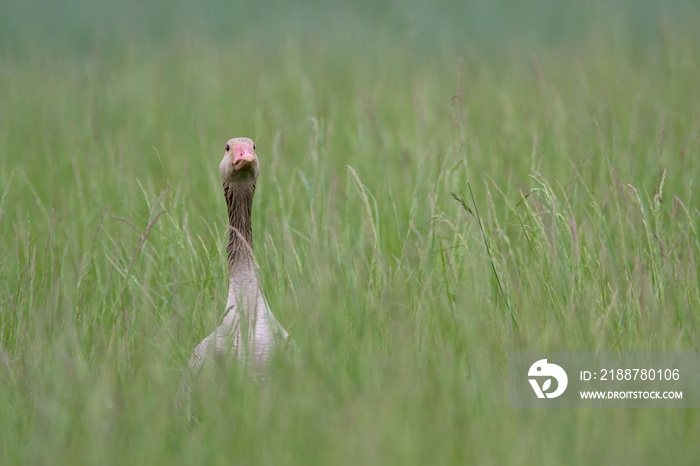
226, 144, 230, 151
253, 144, 256, 150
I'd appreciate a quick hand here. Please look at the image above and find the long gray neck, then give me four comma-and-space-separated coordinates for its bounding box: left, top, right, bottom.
223, 180, 256, 268
223, 179, 261, 315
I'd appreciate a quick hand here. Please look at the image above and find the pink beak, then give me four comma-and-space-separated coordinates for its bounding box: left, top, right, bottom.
232, 145, 256, 169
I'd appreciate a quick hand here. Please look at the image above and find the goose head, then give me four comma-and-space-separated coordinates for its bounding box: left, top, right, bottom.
219, 137, 259, 183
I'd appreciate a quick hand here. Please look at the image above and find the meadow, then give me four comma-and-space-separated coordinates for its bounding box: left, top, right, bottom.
1, 1, 699, 464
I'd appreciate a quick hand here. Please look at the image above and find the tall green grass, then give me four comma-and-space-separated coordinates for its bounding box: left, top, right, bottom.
1, 5, 700, 464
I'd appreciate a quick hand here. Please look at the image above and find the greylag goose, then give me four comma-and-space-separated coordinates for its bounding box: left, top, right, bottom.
184, 137, 294, 382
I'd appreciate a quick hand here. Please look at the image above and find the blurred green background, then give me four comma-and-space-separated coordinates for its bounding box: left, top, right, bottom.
1, 0, 699, 464
2, 0, 699, 52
